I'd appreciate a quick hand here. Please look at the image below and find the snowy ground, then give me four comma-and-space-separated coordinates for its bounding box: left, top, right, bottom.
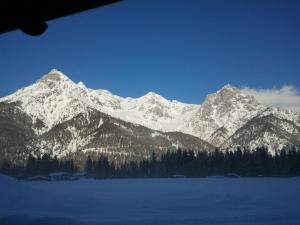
0, 175, 300, 225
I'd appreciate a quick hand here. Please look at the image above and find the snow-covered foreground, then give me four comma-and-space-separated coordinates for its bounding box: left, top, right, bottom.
1, 175, 300, 225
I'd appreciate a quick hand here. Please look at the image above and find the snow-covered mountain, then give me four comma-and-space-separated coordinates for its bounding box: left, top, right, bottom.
0, 69, 299, 161
0, 70, 214, 163
221, 114, 300, 151
91, 78, 299, 152
0, 69, 105, 134
0, 69, 199, 134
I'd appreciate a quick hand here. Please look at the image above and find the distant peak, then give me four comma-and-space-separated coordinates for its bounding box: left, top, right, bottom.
139, 91, 168, 102
202, 84, 241, 104
218, 84, 240, 93
224, 83, 233, 87
142, 91, 163, 99
145, 91, 158, 96
37, 69, 72, 83
222, 83, 238, 89
47, 69, 69, 78
49, 68, 60, 73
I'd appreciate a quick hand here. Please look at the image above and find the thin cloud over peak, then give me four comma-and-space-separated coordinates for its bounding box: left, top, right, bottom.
241, 85, 300, 112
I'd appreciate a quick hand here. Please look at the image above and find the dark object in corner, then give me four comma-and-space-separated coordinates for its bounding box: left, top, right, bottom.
0, 0, 123, 36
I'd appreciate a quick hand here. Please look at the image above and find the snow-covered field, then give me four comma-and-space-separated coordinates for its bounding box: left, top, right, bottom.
1, 175, 300, 225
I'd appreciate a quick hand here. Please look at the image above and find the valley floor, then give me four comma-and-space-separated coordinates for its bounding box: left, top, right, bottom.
0, 175, 300, 225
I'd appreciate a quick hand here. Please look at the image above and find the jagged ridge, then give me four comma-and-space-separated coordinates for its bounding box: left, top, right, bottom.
0, 69, 299, 160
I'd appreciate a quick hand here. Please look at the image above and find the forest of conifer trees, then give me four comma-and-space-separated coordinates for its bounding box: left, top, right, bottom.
1, 147, 300, 178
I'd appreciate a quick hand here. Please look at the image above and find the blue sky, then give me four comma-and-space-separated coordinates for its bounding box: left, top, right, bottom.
0, 0, 300, 103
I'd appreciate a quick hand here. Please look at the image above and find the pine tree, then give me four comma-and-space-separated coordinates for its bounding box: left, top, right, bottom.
85, 156, 93, 175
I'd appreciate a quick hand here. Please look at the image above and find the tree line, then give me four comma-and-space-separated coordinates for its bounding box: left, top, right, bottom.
0, 154, 76, 177
1, 147, 300, 178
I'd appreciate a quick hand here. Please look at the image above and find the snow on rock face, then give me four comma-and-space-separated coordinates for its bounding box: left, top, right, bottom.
187, 85, 267, 146
0, 70, 104, 133
87, 89, 200, 134
0, 69, 200, 137
93, 83, 300, 150
221, 115, 300, 154
1, 70, 299, 151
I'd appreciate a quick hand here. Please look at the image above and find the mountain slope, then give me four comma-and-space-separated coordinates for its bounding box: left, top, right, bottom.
36, 108, 214, 164
221, 115, 300, 153
0, 69, 299, 161
0, 69, 106, 133
92, 83, 300, 149
0, 102, 38, 163
0, 71, 214, 163
186, 85, 266, 146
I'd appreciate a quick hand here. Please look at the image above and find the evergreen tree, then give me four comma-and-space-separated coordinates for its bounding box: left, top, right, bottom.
85, 155, 93, 175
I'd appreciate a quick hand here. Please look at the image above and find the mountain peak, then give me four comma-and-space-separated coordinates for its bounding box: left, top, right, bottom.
50, 68, 61, 73
138, 91, 171, 104
218, 84, 240, 93
141, 91, 164, 99
145, 91, 159, 97
37, 69, 72, 84
202, 84, 241, 105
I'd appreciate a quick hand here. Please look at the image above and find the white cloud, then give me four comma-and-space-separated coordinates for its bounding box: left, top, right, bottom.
241, 85, 300, 112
